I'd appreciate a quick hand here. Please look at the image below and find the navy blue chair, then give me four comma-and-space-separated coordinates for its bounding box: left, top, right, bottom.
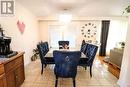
44, 42, 49, 52
37, 43, 48, 74
80, 43, 89, 54
53, 51, 81, 87
37, 42, 54, 74
58, 41, 69, 49
80, 43, 98, 77
40, 41, 49, 54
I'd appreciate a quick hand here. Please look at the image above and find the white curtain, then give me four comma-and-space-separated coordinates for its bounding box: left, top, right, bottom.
107, 20, 127, 52
49, 25, 77, 48
117, 15, 130, 87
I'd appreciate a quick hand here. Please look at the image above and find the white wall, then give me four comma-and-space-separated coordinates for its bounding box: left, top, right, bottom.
117, 14, 130, 87
39, 20, 101, 49
39, 17, 127, 52
0, 2, 39, 65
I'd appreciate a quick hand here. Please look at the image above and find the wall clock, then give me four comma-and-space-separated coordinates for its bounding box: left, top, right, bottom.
81, 22, 97, 43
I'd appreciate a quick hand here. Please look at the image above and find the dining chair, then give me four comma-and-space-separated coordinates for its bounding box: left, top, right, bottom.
53, 50, 81, 87
44, 42, 49, 52
58, 41, 69, 49
40, 41, 49, 54
80, 43, 98, 77
80, 43, 89, 54
37, 43, 47, 74
37, 42, 53, 74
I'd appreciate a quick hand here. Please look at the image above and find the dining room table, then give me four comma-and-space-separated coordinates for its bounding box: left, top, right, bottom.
44, 48, 88, 65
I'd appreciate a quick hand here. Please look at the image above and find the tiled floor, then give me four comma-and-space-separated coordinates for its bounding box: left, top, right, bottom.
21, 58, 119, 87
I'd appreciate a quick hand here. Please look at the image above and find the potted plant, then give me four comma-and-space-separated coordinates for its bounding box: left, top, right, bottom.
123, 5, 130, 14
119, 42, 125, 48
31, 48, 39, 61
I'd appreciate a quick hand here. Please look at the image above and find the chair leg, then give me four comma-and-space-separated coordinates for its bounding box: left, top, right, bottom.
41, 63, 43, 74
72, 78, 76, 87
55, 76, 58, 87
41, 63, 47, 74
90, 66, 92, 77
85, 66, 87, 70
44, 63, 47, 68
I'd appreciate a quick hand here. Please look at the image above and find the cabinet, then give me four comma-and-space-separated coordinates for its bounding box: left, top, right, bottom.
108, 48, 124, 78
0, 73, 6, 87
0, 52, 25, 87
109, 48, 124, 68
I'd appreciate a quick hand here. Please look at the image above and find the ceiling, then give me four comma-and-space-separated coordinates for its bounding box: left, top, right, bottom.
17, 0, 130, 17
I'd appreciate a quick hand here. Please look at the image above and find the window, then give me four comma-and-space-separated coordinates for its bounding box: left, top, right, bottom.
49, 25, 76, 48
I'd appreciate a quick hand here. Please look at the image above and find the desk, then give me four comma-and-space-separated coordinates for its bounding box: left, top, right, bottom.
0, 52, 25, 87
44, 49, 87, 65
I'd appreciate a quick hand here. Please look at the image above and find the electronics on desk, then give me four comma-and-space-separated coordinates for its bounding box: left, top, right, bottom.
0, 25, 18, 58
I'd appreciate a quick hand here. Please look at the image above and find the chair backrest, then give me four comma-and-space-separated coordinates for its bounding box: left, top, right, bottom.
37, 42, 49, 64
40, 41, 49, 54
80, 43, 89, 54
37, 44, 45, 63
44, 42, 49, 52
85, 44, 98, 65
53, 51, 81, 78
81, 40, 86, 46
58, 41, 69, 49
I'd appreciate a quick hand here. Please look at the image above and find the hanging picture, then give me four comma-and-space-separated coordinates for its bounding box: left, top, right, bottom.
17, 20, 25, 34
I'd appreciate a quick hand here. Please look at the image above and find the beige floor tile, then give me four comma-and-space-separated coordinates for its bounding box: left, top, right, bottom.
101, 84, 114, 87
21, 58, 119, 87
84, 85, 102, 87
21, 82, 33, 87
98, 79, 112, 85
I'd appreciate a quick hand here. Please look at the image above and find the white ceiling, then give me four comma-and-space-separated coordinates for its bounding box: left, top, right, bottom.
17, 0, 130, 17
